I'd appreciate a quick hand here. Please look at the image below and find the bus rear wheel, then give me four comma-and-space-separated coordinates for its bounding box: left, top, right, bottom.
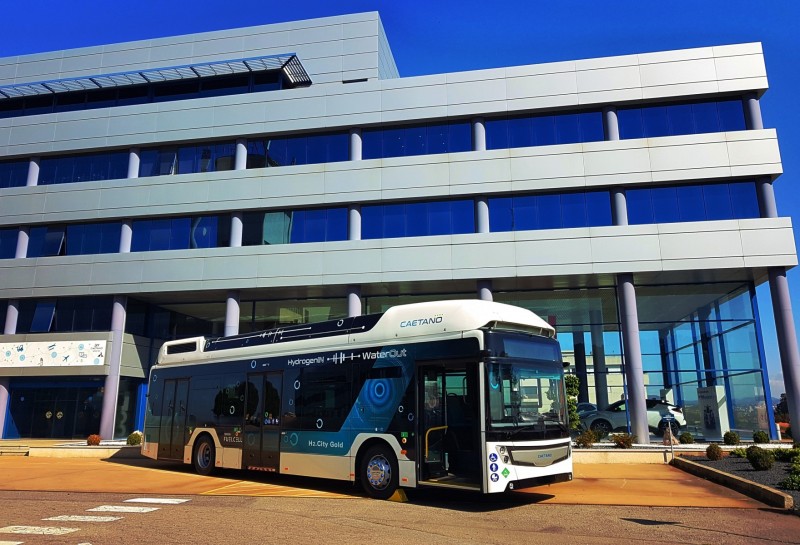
360, 444, 398, 500
193, 436, 216, 476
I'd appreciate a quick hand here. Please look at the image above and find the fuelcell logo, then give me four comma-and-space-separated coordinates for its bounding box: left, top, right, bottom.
400, 315, 444, 328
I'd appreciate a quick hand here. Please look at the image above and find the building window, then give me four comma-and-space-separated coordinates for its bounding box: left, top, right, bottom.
362, 121, 472, 159
246, 132, 349, 168
488, 190, 612, 232
0, 160, 29, 189
131, 215, 231, 252
26, 226, 66, 257
626, 181, 759, 225
242, 208, 347, 245
0, 228, 17, 259
486, 111, 604, 150
618, 99, 746, 139
66, 222, 121, 255
362, 199, 475, 239
139, 142, 236, 177
38, 151, 129, 185
16, 296, 113, 333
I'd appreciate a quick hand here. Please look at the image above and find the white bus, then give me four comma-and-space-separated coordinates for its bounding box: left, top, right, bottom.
141, 300, 572, 499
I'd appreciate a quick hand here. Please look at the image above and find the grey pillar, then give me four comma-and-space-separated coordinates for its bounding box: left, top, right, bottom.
230, 213, 243, 248
4, 300, 19, 335
589, 310, 609, 411
757, 178, 778, 219
26, 157, 40, 187
127, 148, 140, 179
349, 205, 362, 241
603, 107, 620, 141
612, 189, 628, 226
224, 291, 240, 337
572, 331, 589, 403
477, 280, 493, 302
769, 268, 800, 435
0, 377, 9, 439
119, 221, 132, 254
472, 118, 486, 152
743, 93, 764, 131
235, 139, 248, 171
617, 273, 649, 443
14, 227, 29, 259
348, 286, 362, 317
100, 295, 127, 440
350, 129, 362, 161
475, 197, 490, 234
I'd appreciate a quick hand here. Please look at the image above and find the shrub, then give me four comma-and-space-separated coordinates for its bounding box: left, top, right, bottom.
752, 430, 769, 444
678, 432, 694, 444
706, 443, 723, 461
780, 474, 800, 491
127, 431, 143, 446
723, 431, 740, 445
745, 444, 761, 457
746, 446, 775, 471
575, 429, 598, 449
86, 434, 102, 446
773, 448, 800, 462
730, 448, 747, 458
610, 433, 636, 449
790, 460, 800, 476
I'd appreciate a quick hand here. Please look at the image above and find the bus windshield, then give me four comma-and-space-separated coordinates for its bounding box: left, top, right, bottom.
485, 332, 568, 437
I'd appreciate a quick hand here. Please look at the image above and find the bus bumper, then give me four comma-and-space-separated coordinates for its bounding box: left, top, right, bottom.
505, 471, 572, 492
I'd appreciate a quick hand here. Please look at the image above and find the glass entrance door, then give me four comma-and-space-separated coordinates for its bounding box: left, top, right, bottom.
158, 378, 189, 460
243, 372, 282, 471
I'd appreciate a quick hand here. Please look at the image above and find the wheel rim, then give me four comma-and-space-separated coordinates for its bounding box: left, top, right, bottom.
196, 442, 212, 470
366, 454, 392, 490
592, 421, 610, 435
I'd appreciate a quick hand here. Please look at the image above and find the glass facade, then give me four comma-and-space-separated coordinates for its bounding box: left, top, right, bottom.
66, 222, 121, 255
240, 298, 348, 332
38, 151, 129, 185
486, 111, 604, 150
0, 228, 17, 259
618, 99, 746, 139
131, 215, 231, 252
15, 296, 113, 333
627, 181, 760, 224
139, 142, 236, 177
362, 199, 475, 239
247, 132, 350, 168
489, 190, 612, 232
362, 120, 472, 159
242, 208, 348, 245
0, 159, 29, 189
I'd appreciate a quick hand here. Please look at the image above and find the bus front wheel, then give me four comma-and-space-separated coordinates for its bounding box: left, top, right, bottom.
360, 444, 398, 500
193, 436, 216, 476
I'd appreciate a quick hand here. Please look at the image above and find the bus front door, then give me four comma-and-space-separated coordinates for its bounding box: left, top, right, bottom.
419, 367, 447, 479
243, 372, 283, 472
158, 378, 189, 460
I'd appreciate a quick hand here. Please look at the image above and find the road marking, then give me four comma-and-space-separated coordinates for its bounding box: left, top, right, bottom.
0, 526, 79, 535
88, 505, 159, 513
124, 498, 190, 505
44, 515, 122, 523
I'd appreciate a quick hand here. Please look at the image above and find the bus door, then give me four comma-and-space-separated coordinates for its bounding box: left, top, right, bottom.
418, 363, 481, 488
158, 378, 189, 460
243, 372, 283, 471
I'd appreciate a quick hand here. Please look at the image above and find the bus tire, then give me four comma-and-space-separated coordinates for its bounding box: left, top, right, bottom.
360, 444, 398, 500
193, 436, 216, 476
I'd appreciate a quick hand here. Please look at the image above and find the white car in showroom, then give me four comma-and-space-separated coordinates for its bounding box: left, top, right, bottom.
580, 399, 686, 436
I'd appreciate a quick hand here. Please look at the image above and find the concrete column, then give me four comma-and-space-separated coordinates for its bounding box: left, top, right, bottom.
589, 310, 609, 411
612, 189, 628, 226
348, 286, 362, 317
572, 331, 590, 403
617, 273, 649, 443
769, 268, 800, 435
99, 295, 127, 440
757, 178, 778, 219
603, 107, 620, 141
4, 300, 19, 335
477, 280, 493, 302
127, 148, 140, 179
350, 129, 362, 161
475, 197, 490, 234
224, 291, 240, 337
119, 221, 132, 254
0, 377, 9, 439
14, 228, 29, 259
349, 205, 362, 241
472, 118, 486, 151
235, 139, 248, 171
26, 157, 40, 187
743, 93, 764, 131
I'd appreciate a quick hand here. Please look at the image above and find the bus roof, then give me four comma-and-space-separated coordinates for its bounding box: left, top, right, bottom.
157, 300, 555, 365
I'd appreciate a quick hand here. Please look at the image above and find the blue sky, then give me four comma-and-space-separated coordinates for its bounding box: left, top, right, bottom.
2, 0, 799, 396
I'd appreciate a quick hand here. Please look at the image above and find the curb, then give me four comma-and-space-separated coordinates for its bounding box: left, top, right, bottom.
28, 445, 144, 459
671, 456, 794, 510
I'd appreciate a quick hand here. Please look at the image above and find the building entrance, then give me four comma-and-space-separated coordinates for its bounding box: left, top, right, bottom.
4, 380, 104, 439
